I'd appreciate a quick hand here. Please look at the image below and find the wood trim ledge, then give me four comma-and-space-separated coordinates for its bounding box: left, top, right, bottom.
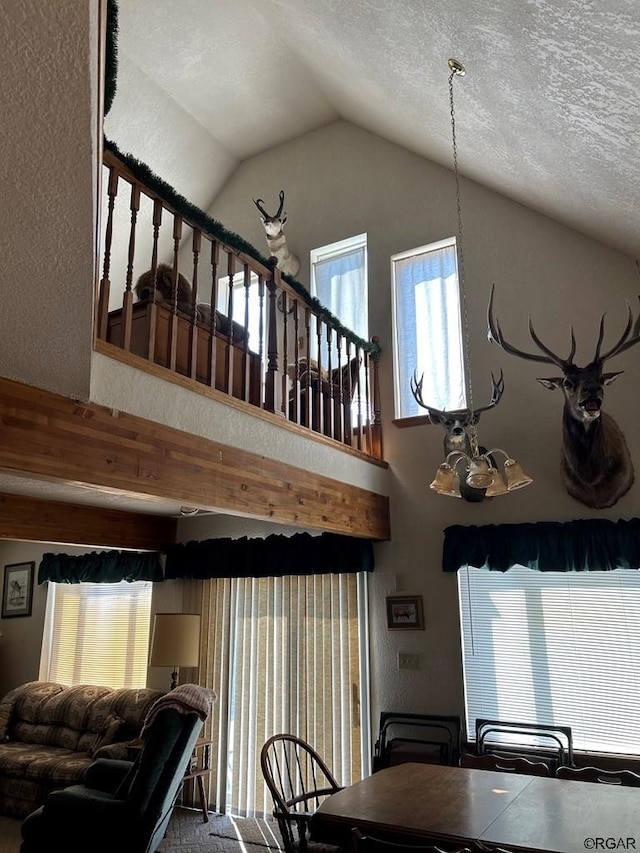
0, 377, 390, 541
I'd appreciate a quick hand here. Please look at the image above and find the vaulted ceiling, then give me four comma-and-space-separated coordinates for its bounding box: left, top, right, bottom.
7, 0, 640, 526
108, 0, 640, 258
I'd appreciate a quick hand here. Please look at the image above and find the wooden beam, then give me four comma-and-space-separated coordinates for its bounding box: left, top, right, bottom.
0, 492, 176, 551
0, 377, 390, 540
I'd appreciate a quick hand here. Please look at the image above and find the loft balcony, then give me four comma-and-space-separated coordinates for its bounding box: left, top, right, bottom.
95, 145, 384, 463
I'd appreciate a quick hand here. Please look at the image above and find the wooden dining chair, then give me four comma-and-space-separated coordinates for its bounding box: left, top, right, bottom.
260, 733, 344, 853
350, 827, 474, 853
459, 752, 551, 777
556, 765, 640, 786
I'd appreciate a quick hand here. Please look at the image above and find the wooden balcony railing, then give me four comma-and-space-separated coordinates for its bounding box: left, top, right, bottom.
96, 146, 383, 460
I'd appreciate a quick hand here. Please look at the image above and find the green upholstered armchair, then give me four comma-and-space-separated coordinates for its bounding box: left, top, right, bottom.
20, 707, 203, 853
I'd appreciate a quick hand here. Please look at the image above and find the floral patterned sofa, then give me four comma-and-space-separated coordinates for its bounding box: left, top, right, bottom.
0, 680, 164, 818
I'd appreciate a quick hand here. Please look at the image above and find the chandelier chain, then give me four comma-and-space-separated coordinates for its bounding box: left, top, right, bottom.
448, 67, 474, 417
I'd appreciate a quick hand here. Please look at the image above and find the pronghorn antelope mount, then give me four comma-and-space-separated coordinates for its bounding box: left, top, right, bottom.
253, 190, 300, 278
411, 369, 505, 502
487, 284, 640, 509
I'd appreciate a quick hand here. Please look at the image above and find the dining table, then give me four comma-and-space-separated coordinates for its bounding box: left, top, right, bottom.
309, 762, 640, 853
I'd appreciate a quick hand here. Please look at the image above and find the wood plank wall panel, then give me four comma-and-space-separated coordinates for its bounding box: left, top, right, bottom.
0, 378, 390, 540
0, 492, 176, 551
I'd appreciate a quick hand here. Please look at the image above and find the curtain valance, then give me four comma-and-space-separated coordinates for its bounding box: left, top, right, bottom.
165, 532, 375, 579
443, 517, 640, 573
38, 551, 163, 584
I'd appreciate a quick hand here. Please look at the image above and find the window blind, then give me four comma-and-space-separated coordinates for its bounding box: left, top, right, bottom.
40, 581, 153, 688
459, 565, 640, 754
200, 572, 367, 817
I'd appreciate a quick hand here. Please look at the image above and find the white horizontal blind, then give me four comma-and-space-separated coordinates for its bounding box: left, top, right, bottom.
459, 566, 640, 754
40, 581, 152, 688
391, 238, 466, 418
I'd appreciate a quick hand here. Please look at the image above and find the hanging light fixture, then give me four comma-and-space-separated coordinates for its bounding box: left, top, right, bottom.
428, 59, 532, 499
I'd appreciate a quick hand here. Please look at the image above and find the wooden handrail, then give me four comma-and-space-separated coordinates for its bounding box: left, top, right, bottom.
96, 149, 383, 460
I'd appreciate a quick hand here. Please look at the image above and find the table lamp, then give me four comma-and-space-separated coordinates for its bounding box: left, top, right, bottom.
149, 612, 200, 690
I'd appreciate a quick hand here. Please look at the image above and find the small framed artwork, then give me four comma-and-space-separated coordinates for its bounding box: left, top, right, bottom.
386, 595, 425, 631
2, 562, 35, 618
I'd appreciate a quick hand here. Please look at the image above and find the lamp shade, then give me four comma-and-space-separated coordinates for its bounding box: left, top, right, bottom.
149, 613, 200, 668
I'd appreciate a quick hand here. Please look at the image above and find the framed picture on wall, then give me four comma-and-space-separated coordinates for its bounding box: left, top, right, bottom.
2, 562, 35, 618
386, 595, 424, 630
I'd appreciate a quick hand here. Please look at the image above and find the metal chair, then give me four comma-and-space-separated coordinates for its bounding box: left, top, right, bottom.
373, 712, 462, 771
556, 765, 640, 786
351, 827, 474, 853
261, 733, 344, 853
459, 752, 551, 777
475, 718, 573, 772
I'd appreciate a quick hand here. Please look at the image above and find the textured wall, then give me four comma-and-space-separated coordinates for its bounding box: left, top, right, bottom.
0, 1, 97, 400
206, 119, 640, 726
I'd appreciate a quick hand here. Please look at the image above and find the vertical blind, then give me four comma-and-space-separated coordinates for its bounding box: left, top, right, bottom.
200, 573, 365, 817
39, 581, 153, 689
459, 565, 640, 754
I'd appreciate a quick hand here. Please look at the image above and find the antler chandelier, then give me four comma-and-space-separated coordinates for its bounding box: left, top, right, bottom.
418, 60, 532, 500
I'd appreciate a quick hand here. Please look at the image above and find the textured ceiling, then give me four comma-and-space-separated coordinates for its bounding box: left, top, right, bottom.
111, 0, 640, 257
11, 0, 640, 522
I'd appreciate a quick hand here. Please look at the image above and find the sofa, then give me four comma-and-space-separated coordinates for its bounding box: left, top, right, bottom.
0, 680, 164, 818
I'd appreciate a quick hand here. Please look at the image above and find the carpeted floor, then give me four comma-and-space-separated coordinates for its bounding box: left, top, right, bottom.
0, 807, 283, 853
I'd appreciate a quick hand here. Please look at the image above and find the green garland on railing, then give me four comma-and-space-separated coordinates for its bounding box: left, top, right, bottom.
102, 0, 379, 357
104, 0, 118, 117
103, 139, 381, 357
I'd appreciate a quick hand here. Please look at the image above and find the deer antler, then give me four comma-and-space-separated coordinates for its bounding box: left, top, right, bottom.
487, 283, 576, 369
470, 370, 505, 421
410, 369, 505, 423
276, 190, 285, 218
253, 197, 270, 218
410, 371, 452, 419
593, 296, 640, 364
489, 285, 640, 369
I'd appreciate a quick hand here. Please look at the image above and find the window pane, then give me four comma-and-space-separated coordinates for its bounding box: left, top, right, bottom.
40, 581, 152, 688
392, 239, 466, 418
459, 566, 640, 754
313, 246, 368, 342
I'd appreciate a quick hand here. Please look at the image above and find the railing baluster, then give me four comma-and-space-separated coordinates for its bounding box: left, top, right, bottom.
315, 317, 324, 434
242, 262, 251, 402
121, 181, 140, 353
355, 343, 363, 452
225, 251, 235, 396
371, 339, 383, 460
208, 239, 219, 391
364, 349, 373, 456
189, 229, 201, 381
167, 214, 182, 372
325, 325, 334, 439
344, 339, 353, 448
264, 262, 279, 413
304, 308, 312, 429
97, 165, 118, 339
145, 198, 163, 363
335, 333, 344, 444
290, 302, 300, 425
281, 291, 289, 417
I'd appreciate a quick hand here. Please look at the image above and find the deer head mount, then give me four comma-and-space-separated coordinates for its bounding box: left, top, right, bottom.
411, 370, 505, 501
487, 284, 640, 508
253, 190, 301, 278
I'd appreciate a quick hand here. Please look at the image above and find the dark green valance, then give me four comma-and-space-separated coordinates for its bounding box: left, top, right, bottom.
39, 551, 163, 584
165, 532, 375, 579
443, 517, 640, 573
